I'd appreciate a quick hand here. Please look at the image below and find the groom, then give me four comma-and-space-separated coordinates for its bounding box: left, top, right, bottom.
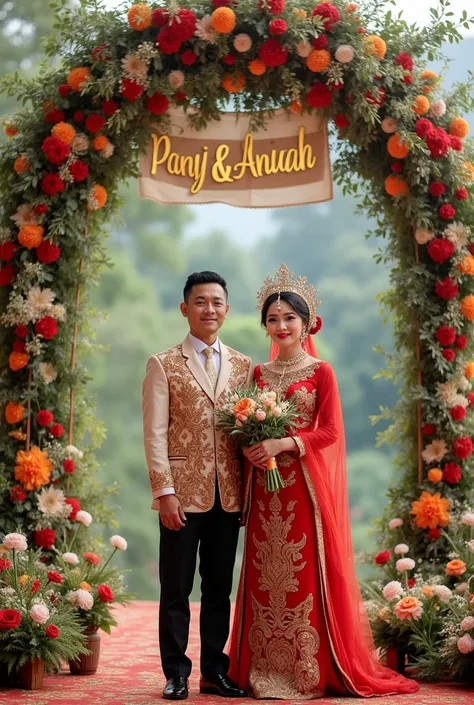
142, 271, 252, 700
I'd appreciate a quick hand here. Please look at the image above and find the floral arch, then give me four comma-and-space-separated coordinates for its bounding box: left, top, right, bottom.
1, 0, 474, 615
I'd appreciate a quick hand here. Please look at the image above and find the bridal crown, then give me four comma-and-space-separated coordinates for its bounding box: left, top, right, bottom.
256, 264, 321, 331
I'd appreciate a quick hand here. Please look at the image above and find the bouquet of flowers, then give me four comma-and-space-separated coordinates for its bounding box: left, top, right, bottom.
216, 385, 298, 492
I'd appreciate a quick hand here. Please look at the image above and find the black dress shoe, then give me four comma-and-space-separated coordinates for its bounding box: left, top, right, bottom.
163, 677, 189, 700
200, 673, 247, 698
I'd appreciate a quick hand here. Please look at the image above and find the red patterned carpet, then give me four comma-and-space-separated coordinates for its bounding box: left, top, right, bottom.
1, 601, 474, 704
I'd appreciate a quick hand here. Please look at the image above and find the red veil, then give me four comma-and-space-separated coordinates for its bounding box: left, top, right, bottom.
266, 336, 419, 696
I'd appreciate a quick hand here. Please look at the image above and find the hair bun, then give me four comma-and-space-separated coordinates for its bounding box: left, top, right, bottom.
309, 316, 322, 335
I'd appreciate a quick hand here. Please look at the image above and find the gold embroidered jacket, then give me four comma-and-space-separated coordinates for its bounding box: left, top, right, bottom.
142, 334, 253, 513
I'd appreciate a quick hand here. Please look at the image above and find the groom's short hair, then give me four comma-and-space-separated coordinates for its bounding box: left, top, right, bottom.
183, 271, 228, 302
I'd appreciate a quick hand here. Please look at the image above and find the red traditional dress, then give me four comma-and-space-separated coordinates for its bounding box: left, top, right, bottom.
229, 360, 419, 699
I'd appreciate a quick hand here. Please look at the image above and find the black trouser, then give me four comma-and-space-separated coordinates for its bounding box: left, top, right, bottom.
158, 489, 241, 680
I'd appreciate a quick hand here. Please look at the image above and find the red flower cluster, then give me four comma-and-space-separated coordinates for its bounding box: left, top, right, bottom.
85, 114, 106, 133
312, 34, 329, 49
453, 436, 473, 459
35, 316, 58, 340
395, 52, 414, 72
468, 392, 474, 408
41, 173, 65, 196
37, 240, 61, 263
181, 49, 197, 66
120, 78, 144, 101
65, 497, 81, 520
426, 127, 451, 158
13, 340, 26, 353
439, 204, 455, 221
307, 82, 332, 108
69, 160, 89, 182
334, 114, 349, 128
449, 135, 463, 152
427, 238, 454, 263
63, 459, 76, 474
269, 18, 287, 34
31, 578, 41, 594
47, 571, 63, 584
435, 325, 456, 346
9, 485, 27, 503
428, 527, 441, 540
259, 38, 288, 67
34, 204, 48, 215
0, 558, 12, 571
374, 550, 391, 565
451, 405, 467, 422
0, 266, 16, 286
152, 7, 169, 26
435, 277, 458, 300
169, 8, 196, 41
0, 241, 17, 261
102, 100, 119, 116
34, 528, 56, 550
222, 54, 236, 65
258, 0, 285, 13
443, 461, 462, 484
37, 409, 54, 427
147, 93, 170, 115
45, 108, 65, 125
73, 110, 85, 124
455, 187, 468, 201
50, 423, 64, 438
98, 584, 115, 603
456, 335, 467, 349
423, 423, 436, 435
0, 610, 22, 630
312, 2, 341, 31
429, 181, 445, 197
157, 27, 182, 54
42, 136, 71, 165
84, 552, 101, 565
442, 349, 455, 362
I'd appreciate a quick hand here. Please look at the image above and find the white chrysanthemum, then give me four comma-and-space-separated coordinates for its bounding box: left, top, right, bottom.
432, 585, 452, 603
388, 518, 403, 530
295, 41, 312, 58
381, 117, 398, 134
394, 543, 409, 555
169, 70, 185, 90
429, 99, 446, 118
63, 552, 79, 565
414, 228, 435, 245
26, 287, 55, 320
10, 204, 37, 227
335, 44, 354, 63
421, 439, 448, 464
76, 510, 92, 527
436, 381, 458, 406
444, 222, 469, 251
121, 53, 149, 83
37, 486, 67, 518
396, 557, 415, 572
194, 15, 217, 43
65, 445, 83, 459
39, 362, 58, 385
72, 134, 89, 153
110, 535, 127, 551
234, 33, 252, 52
3, 533, 27, 551
455, 375, 470, 392
50, 303, 66, 320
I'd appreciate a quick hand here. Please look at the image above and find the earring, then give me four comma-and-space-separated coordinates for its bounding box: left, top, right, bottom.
266, 331, 269, 338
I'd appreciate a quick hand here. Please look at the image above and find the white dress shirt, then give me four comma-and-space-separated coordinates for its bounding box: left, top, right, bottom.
156, 334, 221, 498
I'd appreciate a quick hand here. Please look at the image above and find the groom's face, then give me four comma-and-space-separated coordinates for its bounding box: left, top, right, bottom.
180, 283, 229, 340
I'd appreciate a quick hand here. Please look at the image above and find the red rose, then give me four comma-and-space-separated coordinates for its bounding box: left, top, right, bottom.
84, 552, 101, 565
407, 578, 416, 588
35, 316, 59, 340
15, 325, 28, 338
13, 340, 26, 353
97, 584, 115, 603
147, 93, 170, 115
449, 135, 463, 152
0, 266, 17, 286
0, 241, 17, 262
455, 335, 467, 350
435, 325, 456, 346
402, 74, 413, 85
34, 528, 56, 549
63, 459, 76, 474
434, 277, 458, 300
334, 114, 349, 128
468, 392, 474, 408
310, 316, 323, 335
180, 49, 197, 66
312, 2, 341, 31
101, 100, 119, 116
451, 405, 466, 422
10, 485, 27, 503
426, 127, 450, 158
47, 571, 63, 584
69, 160, 89, 182
0, 610, 22, 630
374, 550, 391, 565
391, 161, 403, 173
442, 348, 455, 362
58, 84, 70, 97
395, 52, 414, 72
50, 423, 64, 438
258, 0, 285, 13
429, 181, 446, 197
41, 173, 65, 196
120, 78, 144, 101
423, 424, 436, 436
45, 108, 65, 125
45, 624, 60, 639
306, 82, 333, 108
152, 7, 169, 26
65, 497, 81, 520
443, 461, 462, 485
34, 204, 48, 215
37, 410, 54, 427
454, 187, 468, 201
269, 18, 287, 34
31, 578, 41, 594
37, 240, 61, 264
42, 136, 71, 165
0, 558, 12, 571
428, 527, 441, 540
415, 118, 434, 138
453, 436, 473, 460
85, 114, 107, 134
427, 238, 454, 264
156, 27, 182, 54
259, 39, 288, 67
439, 204, 455, 221
169, 8, 196, 42
73, 110, 85, 124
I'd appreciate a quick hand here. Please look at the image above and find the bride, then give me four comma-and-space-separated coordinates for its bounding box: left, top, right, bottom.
228, 265, 419, 699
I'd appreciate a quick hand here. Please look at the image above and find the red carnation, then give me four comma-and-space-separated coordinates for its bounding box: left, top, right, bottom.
37, 410, 54, 427
47, 571, 63, 584
403, 74, 413, 85
97, 584, 115, 603
41, 136, 71, 165
45, 108, 65, 125
63, 459, 76, 474
156, 27, 182, 55
455, 187, 468, 201
451, 405, 466, 422
73, 110, 85, 124
0, 265, 16, 286
0, 558, 12, 571
312, 2, 341, 31
449, 135, 463, 152
180, 50, 197, 66
222, 54, 236, 65
34, 204, 48, 215
455, 335, 467, 350
147, 93, 170, 115
306, 82, 333, 108
34, 528, 56, 550
0, 241, 18, 261
374, 550, 391, 565
427, 238, 454, 264
65, 497, 81, 520
443, 461, 462, 485
0, 610, 22, 630
120, 78, 144, 101
269, 18, 287, 34
395, 52, 414, 72
426, 127, 450, 158
435, 325, 456, 346
41, 173, 65, 196
334, 114, 349, 128
31, 578, 41, 594
50, 423, 64, 438
442, 348, 456, 362
101, 100, 119, 117
85, 114, 107, 134
69, 160, 89, 182
152, 7, 169, 26
37, 240, 61, 264
453, 436, 473, 460
259, 38, 288, 67
439, 204, 455, 221
10, 485, 27, 503
415, 118, 434, 138
428, 527, 441, 540
13, 340, 26, 353
35, 316, 59, 340
15, 325, 28, 338
312, 34, 329, 49
169, 9, 196, 42
84, 552, 101, 565
391, 162, 403, 173
423, 424, 436, 436
45, 624, 60, 639
58, 84, 70, 97
429, 181, 446, 197
468, 392, 474, 408
258, 0, 285, 13
435, 277, 458, 300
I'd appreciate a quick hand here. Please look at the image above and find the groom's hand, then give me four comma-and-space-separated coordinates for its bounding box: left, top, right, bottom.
159, 495, 186, 531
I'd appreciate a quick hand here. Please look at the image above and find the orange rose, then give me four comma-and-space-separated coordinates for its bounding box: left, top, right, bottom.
446, 559, 466, 577
422, 586, 433, 597
394, 596, 423, 621
232, 398, 256, 417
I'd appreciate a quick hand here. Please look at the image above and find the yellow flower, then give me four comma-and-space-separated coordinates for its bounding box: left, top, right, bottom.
19, 574, 30, 587
14, 446, 53, 491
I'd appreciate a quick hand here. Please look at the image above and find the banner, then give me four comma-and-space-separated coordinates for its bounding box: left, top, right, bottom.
138, 108, 333, 208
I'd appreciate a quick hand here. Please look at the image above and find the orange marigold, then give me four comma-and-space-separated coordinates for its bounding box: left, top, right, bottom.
422, 586, 433, 597
248, 59, 266, 76
67, 67, 92, 92
385, 175, 409, 197
13, 156, 30, 174
88, 184, 108, 211
9, 351, 29, 372
365, 35, 387, 60
211, 7, 236, 33
4, 122, 18, 138
427, 468, 443, 483
387, 134, 409, 159
422, 70, 437, 81
221, 72, 245, 93
93, 135, 110, 151
307, 49, 331, 72
462, 161, 474, 181
458, 255, 474, 276
410, 491, 450, 529
460, 295, 474, 321
446, 559, 467, 577
449, 118, 469, 140
18, 224, 44, 250
290, 100, 303, 113
412, 95, 430, 115
127, 3, 152, 30
51, 121, 76, 145
14, 446, 53, 491
464, 361, 474, 380
5, 401, 24, 424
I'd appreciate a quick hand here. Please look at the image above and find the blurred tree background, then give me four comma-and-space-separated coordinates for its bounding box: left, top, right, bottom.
3, 1, 473, 598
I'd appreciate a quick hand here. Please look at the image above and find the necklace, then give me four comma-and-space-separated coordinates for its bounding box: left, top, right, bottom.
274, 350, 308, 367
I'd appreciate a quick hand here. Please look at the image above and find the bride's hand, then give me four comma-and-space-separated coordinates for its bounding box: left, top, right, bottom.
247, 439, 283, 468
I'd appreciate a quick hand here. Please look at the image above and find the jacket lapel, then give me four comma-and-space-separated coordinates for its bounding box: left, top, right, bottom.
181, 334, 215, 402
215, 342, 232, 401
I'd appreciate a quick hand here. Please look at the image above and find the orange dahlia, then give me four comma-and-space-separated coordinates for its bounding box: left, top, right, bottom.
9, 352, 29, 371
67, 67, 92, 92
410, 491, 450, 529
412, 95, 430, 115
18, 224, 44, 250
387, 134, 409, 159
211, 7, 236, 33
465, 362, 474, 379
458, 255, 474, 276
127, 3, 152, 30
385, 175, 409, 197
450, 118, 469, 140
307, 49, 331, 72
221, 72, 245, 93
248, 59, 266, 76
460, 295, 474, 321
364, 35, 387, 60
93, 135, 109, 151
427, 468, 443, 483
13, 156, 30, 174
14, 446, 53, 491
52, 121, 76, 145
5, 402, 24, 424
88, 184, 108, 210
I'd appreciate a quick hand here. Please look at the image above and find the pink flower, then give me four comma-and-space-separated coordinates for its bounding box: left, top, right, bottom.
456, 582, 468, 594
110, 535, 127, 551
394, 596, 423, 621
394, 543, 409, 555
396, 558, 415, 573
76, 510, 92, 526
2, 533, 27, 551
272, 406, 282, 417
432, 585, 452, 603
388, 518, 403, 530
255, 409, 267, 421
461, 513, 474, 527
383, 581, 403, 600
457, 634, 474, 654
461, 616, 474, 631
29, 604, 50, 624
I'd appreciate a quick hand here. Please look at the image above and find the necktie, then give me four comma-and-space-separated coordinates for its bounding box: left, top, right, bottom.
203, 347, 218, 391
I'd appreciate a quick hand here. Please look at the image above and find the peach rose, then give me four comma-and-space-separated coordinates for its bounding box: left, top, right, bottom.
457, 634, 474, 654
394, 596, 423, 621
446, 559, 467, 577
255, 409, 266, 422
232, 398, 256, 417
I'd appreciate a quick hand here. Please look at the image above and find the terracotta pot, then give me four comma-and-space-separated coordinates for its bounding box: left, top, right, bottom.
69, 627, 101, 675
17, 658, 45, 690
385, 646, 406, 674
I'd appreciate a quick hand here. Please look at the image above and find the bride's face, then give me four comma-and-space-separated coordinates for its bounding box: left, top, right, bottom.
265, 300, 305, 349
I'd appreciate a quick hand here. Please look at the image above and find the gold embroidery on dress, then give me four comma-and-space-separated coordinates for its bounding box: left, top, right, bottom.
248, 492, 323, 699
293, 436, 306, 457
259, 362, 320, 394
291, 387, 318, 429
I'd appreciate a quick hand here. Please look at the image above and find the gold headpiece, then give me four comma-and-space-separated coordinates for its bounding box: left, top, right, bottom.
256, 264, 321, 331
